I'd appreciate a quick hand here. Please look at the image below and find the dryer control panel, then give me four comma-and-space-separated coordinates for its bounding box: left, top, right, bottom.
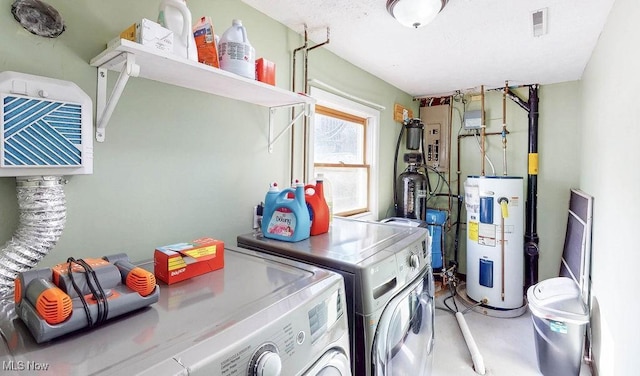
213, 280, 348, 376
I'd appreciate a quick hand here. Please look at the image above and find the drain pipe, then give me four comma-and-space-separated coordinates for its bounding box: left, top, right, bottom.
456, 312, 486, 375
301, 27, 330, 180
290, 24, 309, 182
524, 85, 540, 290
504, 85, 540, 291
0, 176, 66, 299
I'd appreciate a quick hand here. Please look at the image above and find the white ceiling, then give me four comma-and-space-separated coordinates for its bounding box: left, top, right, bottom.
241, 0, 615, 96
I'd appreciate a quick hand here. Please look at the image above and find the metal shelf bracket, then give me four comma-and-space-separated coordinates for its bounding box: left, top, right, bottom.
268, 102, 315, 153
95, 52, 140, 142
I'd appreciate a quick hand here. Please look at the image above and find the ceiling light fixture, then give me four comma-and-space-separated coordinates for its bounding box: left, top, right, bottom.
386, 0, 448, 29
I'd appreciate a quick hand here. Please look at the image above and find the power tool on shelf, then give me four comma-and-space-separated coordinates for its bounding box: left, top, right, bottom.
14, 253, 159, 343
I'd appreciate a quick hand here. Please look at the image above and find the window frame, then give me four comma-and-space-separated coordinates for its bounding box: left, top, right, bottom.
307, 87, 380, 220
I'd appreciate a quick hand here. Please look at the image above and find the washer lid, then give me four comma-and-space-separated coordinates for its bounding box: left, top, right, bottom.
527, 277, 589, 324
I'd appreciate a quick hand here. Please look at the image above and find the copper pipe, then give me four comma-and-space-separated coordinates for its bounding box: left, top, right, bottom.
302, 27, 330, 180
480, 85, 485, 176
502, 80, 508, 176
456, 130, 509, 205
290, 25, 308, 182
501, 212, 505, 301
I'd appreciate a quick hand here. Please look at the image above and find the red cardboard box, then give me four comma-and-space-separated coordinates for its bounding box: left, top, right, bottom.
154, 237, 224, 284
256, 58, 276, 85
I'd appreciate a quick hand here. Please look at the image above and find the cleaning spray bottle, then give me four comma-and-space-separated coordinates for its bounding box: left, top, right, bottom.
262, 182, 310, 242
305, 174, 330, 235
158, 0, 197, 61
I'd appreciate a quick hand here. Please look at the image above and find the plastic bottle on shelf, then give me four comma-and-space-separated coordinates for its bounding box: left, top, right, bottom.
158, 0, 198, 61
192, 16, 219, 67
218, 19, 255, 79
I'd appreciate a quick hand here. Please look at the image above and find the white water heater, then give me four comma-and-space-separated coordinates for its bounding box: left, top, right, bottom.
465, 176, 524, 309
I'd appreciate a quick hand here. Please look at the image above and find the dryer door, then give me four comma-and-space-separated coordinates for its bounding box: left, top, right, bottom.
304, 349, 351, 376
372, 267, 434, 375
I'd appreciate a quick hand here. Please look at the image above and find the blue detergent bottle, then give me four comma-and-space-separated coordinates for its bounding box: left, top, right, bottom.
262, 182, 311, 242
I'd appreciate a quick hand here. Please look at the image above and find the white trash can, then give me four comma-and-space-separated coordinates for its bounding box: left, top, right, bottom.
527, 277, 589, 376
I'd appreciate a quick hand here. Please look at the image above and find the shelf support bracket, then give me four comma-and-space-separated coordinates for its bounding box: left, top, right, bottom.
268, 102, 315, 153
95, 52, 140, 142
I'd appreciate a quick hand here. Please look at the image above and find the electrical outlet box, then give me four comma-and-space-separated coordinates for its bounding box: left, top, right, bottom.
464, 110, 483, 129
253, 204, 263, 229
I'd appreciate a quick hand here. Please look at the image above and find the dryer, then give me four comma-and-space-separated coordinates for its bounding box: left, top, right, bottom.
0, 247, 351, 376
238, 217, 435, 375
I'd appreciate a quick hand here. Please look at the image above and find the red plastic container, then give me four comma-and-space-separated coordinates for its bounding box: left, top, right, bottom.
305, 177, 330, 235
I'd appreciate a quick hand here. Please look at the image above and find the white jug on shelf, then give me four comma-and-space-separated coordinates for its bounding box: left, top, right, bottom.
218, 19, 255, 79
158, 0, 197, 61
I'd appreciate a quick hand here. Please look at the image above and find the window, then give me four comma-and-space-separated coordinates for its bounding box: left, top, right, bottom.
308, 87, 380, 219
314, 106, 369, 216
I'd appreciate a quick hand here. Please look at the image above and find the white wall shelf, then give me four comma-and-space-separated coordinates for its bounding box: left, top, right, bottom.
89, 39, 314, 147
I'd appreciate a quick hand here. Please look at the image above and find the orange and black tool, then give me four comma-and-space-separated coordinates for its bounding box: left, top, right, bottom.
103, 253, 157, 297
25, 278, 72, 325
14, 253, 159, 343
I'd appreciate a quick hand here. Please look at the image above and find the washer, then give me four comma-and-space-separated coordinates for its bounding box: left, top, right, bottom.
0, 247, 351, 375
238, 217, 435, 375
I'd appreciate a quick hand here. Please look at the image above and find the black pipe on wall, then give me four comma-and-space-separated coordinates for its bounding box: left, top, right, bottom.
524, 85, 540, 291
504, 85, 540, 292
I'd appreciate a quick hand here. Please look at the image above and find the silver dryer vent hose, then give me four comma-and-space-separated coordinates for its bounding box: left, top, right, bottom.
0, 176, 66, 299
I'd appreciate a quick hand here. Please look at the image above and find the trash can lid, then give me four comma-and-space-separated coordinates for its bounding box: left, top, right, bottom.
527, 277, 589, 324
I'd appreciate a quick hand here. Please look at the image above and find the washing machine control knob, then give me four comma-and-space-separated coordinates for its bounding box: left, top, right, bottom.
409, 253, 420, 270
249, 343, 282, 376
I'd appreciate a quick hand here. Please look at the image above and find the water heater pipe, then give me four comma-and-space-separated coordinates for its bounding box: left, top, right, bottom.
502, 81, 508, 176
480, 85, 486, 176
455, 312, 486, 375
0, 176, 66, 299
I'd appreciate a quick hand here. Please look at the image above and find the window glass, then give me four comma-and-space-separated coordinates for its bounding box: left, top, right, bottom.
314, 105, 368, 216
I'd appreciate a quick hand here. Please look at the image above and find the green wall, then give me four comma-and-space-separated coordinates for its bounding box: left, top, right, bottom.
0, 0, 413, 266
580, 0, 640, 372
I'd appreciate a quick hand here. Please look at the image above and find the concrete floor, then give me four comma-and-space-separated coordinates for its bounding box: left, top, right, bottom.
432, 289, 591, 376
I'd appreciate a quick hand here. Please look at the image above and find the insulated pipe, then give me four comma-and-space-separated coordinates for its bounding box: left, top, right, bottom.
0, 176, 66, 299
455, 312, 486, 375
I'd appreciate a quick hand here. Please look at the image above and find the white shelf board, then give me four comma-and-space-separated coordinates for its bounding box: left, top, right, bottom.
90, 39, 312, 108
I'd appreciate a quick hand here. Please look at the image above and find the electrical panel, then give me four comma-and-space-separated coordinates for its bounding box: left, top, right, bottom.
420, 104, 450, 172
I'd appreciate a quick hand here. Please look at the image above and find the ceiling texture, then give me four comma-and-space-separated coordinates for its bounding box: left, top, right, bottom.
241, 0, 616, 96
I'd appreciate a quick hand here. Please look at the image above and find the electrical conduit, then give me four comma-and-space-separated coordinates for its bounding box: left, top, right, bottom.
0, 176, 66, 299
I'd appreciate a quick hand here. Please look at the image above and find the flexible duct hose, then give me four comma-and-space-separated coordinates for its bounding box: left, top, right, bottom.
0, 176, 66, 299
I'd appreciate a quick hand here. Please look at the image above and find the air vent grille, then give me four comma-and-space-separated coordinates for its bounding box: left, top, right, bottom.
2, 94, 82, 167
